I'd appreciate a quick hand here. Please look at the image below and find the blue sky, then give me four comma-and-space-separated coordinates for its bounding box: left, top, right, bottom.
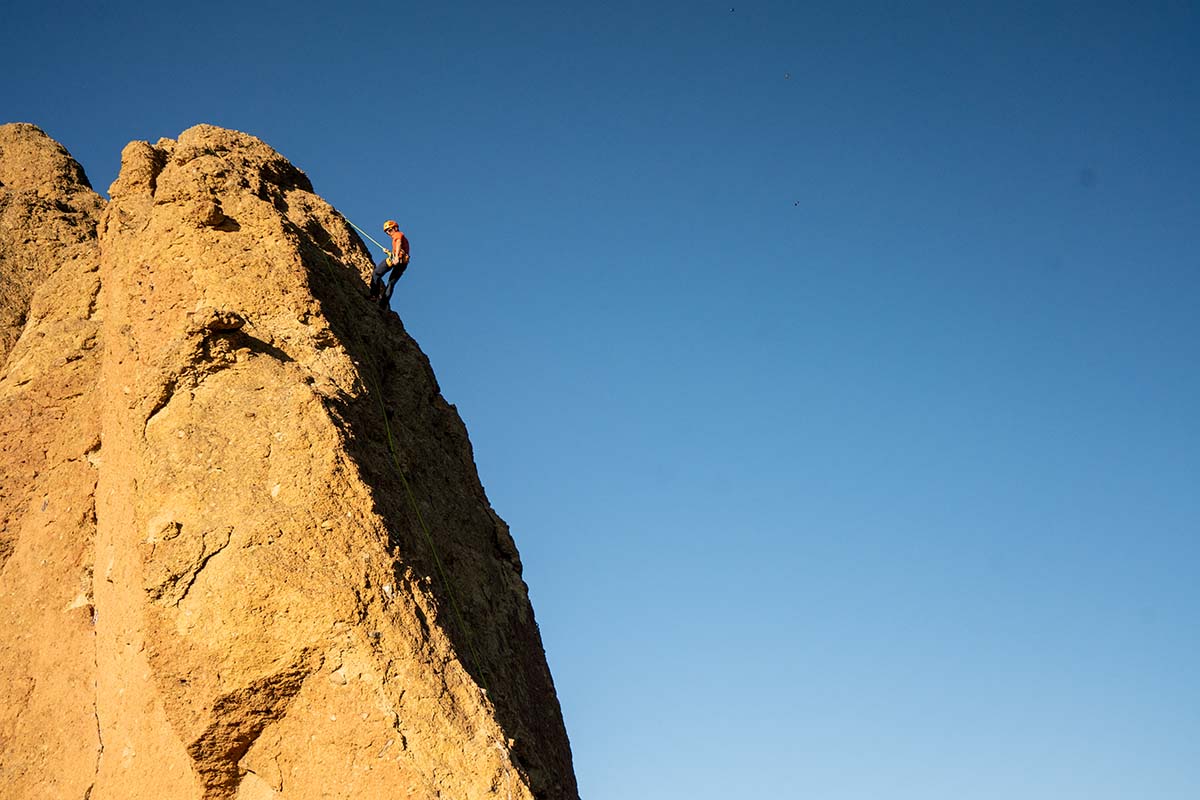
6, 2, 1199, 797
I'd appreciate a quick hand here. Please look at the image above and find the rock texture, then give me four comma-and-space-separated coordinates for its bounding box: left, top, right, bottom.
0, 123, 577, 800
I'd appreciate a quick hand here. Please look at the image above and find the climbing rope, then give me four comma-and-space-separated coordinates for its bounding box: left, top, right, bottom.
346, 218, 392, 256
372, 367, 523, 789
370, 371, 524, 792
247, 252, 481, 687
285, 237, 517, 789
364, 361, 489, 691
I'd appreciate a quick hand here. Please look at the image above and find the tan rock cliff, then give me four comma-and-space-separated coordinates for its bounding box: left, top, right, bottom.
0, 123, 577, 800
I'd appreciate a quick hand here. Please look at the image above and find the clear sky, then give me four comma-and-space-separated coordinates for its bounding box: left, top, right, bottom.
5, 2, 1199, 797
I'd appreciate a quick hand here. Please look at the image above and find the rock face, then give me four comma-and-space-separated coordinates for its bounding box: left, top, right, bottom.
0, 124, 577, 800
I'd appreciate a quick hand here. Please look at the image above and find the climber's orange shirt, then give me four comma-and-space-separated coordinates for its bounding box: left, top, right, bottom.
389, 229, 409, 261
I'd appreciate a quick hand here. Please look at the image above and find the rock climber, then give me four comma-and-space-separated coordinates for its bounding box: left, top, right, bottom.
369, 219, 410, 309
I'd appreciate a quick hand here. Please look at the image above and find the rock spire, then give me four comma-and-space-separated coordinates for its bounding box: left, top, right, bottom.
0, 123, 577, 800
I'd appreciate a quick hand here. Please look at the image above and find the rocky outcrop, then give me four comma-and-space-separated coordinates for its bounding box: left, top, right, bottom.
0, 123, 103, 365
0, 124, 577, 800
